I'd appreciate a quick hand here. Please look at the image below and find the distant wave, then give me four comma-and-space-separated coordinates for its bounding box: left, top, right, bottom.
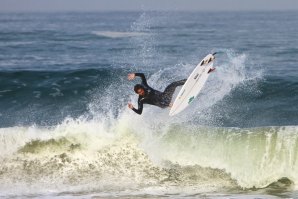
0, 41, 34, 47
92, 31, 149, 38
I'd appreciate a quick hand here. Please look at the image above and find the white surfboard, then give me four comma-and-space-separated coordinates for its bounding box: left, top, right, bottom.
169, 53, 216, 116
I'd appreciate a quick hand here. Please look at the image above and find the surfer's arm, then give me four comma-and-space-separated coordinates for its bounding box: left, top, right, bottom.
131, 97, 143, 115
134, 73, 149, 87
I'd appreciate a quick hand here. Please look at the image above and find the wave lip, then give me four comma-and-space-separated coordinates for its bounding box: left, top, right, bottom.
91, 31, 148, 38
156, 125, 298, 189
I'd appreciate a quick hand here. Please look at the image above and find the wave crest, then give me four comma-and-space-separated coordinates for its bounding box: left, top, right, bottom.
1, 117, 298, 196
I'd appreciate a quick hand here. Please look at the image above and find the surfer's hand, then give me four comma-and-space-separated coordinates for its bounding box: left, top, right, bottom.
127, 73, 135, 80
128, 103, 134, 109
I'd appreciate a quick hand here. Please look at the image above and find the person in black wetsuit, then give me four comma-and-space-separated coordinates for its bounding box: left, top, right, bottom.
127, 73, 187, 115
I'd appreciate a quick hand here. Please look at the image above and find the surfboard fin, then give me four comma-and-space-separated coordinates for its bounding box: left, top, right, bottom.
208, 68, 216, 73
207, 57, 213, 63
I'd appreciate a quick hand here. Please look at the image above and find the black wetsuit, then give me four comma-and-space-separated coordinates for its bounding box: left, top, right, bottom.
132, 73, 186, 115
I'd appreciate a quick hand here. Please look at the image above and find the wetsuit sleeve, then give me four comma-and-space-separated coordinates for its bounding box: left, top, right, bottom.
134, 73, 149, 87
132, 97, 143, 115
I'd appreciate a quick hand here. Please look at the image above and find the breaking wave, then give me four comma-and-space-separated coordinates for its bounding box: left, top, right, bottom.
0, 116, 297, 196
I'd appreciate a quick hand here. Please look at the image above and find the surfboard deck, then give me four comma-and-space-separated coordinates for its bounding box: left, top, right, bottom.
169, 53, 216, 116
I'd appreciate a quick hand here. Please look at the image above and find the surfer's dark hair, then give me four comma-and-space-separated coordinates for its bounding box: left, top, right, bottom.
134, 84, 144, 93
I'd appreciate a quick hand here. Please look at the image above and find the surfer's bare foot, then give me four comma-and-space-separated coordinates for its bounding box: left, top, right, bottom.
208, 68, 216, 73
169, 103, 173, 108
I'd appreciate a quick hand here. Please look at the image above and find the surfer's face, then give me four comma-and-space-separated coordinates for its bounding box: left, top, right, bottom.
136, 88, 145, 96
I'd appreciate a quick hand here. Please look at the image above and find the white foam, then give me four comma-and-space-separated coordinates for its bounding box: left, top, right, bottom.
0, 116, 297, 196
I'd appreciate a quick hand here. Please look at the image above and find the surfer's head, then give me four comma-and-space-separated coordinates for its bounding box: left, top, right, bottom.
134, 84, 145, 96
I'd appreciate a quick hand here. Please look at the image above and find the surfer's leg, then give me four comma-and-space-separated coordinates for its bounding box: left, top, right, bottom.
162, 79, 187, 102
164, 79, 187, 94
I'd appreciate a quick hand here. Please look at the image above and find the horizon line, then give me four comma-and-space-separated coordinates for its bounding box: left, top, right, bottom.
0, 9, 297, 14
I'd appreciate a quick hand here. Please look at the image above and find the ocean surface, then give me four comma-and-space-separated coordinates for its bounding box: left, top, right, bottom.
0, 11, 298, 198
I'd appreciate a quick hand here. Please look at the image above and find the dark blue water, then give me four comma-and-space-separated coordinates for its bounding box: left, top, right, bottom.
1, 11, 298, 198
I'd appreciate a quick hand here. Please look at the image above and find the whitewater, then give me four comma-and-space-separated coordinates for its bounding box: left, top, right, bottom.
1, 117, 298, 197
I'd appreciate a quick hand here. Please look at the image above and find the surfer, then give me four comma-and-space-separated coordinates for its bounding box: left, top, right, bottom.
127, 73, 186, 115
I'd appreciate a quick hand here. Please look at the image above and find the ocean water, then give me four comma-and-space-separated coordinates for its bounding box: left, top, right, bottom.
0, 11, 298, 198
